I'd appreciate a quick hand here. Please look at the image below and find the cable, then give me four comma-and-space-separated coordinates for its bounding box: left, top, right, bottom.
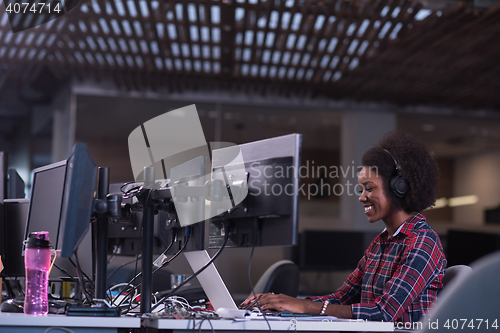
146, 222, 231, 315
74, 250, 94, 305
53, 264, 79, 284
68, 258, 93, 290
247, 218, 272, 332
108, 283, 138, 310
107, 255, 142, 280
14, 277, 25, 297
133, 230, 190, 290
119, 228, 191, 315
151, 227, 179, 269
43, 327, 77, 333
152, 227, 190, 274
0, 274, 18, 298
197, 317, 216, 333
125, 189, 149, 314
110, 223, 177, 307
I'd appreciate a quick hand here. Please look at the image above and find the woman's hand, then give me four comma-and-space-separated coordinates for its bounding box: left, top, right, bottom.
240, 293, 319, 314
240, 293, 353, 318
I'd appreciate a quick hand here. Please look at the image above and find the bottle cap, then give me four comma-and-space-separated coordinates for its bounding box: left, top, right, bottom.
25, 231, 51, 249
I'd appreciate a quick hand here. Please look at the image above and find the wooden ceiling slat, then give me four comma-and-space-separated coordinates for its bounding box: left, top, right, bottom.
131, 0, 154, 73
149, 2, 176, 92
308, 1, 338, 86
182, 0, 198, 77
263, 0, 290, 95
335, 0, 398, 78
282, 0, 307, 95
313, 0, 352, 86
242, 3, 259, 94
170, 1, 187, 75
107, 0, 140, 70
289, 0, 318, 83
233, 0, 248, 82
258, 0, 287, 84
194, 0, 206, 79
220, 0, 235, 83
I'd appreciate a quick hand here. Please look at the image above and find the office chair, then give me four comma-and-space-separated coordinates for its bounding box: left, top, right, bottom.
417, 251, 500, 333
441, 264, 471, 288
252, 260, 300, 297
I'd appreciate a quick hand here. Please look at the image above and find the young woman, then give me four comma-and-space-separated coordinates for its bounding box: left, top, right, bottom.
241, 131, 447, 323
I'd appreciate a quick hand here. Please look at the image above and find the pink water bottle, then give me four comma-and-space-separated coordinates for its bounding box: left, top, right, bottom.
24, 231, 51, 315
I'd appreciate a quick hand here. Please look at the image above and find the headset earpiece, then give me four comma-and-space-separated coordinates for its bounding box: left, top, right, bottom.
383, 149, 409, 198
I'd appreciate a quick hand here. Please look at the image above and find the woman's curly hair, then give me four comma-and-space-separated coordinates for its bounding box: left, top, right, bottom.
362, 131, 439, 213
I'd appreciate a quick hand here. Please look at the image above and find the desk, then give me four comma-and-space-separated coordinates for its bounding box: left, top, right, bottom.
0, 313, 141, 333
143, 316, 395, 332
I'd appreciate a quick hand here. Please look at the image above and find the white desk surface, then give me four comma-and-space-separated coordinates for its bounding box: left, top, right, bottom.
144, 316, 395, 332
0, 312, 141, 328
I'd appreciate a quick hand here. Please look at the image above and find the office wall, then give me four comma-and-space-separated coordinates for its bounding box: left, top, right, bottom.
422, 158, 454, 224
453, 149, 500, 225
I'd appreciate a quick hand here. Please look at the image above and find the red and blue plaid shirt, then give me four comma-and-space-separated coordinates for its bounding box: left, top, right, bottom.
309, 214, 446, 323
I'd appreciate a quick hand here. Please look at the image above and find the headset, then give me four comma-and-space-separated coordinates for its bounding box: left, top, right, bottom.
383, 149, 409, 198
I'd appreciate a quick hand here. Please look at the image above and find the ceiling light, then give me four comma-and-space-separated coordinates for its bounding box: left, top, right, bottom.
448, 195, 479, 207
433, 197, 448, 209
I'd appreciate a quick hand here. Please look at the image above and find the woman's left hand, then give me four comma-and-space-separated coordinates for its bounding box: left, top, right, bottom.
250, 293, 317, 314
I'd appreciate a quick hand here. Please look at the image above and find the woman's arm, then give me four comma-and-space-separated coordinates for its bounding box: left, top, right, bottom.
351, 230, 445, 322
241, 293, 353, 318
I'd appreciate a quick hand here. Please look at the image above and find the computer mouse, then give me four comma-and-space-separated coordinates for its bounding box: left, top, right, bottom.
0, 299, 24, 313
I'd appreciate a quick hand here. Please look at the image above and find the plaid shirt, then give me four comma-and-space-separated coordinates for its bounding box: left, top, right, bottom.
309, 214, 446, 323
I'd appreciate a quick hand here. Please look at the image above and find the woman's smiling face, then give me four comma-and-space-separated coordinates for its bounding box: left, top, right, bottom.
358, 166, 392, 223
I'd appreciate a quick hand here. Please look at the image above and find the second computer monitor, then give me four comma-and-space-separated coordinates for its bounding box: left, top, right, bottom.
58, 142, 97, 258
208, 134, 302, 248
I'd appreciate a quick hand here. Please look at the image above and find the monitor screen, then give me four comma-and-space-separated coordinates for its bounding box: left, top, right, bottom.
7, 169, 26, 199
296, 230, 378, 271
1, 151, 8, 201
446, 229, 500, 266
208, 134, 302, 248
58, 142, 97, 258
1, 199, 30, 277
21, 157, 93, 280
24, 160, 67, 251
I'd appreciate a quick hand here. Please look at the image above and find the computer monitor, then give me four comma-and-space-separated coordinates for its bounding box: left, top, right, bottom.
7, 169, 26, 199
22, 157, 93, 280
485, 206, 500, 224
208, 134, 302, 248
24, 160, 67, 251
446, 229, 500, 266
0, 199, 30, 277
295, 230, 378, 271
0, 151, 8, 201
58, 142, 97, 258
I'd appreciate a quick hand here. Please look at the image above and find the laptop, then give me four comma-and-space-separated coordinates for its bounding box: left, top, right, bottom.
184, 250, 315, 319
184, 250, 249, 318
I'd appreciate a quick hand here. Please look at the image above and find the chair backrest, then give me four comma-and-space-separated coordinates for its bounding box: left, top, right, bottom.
252, 260, 300, 297
442, 264, 471, 288
417, 250, 500, 333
